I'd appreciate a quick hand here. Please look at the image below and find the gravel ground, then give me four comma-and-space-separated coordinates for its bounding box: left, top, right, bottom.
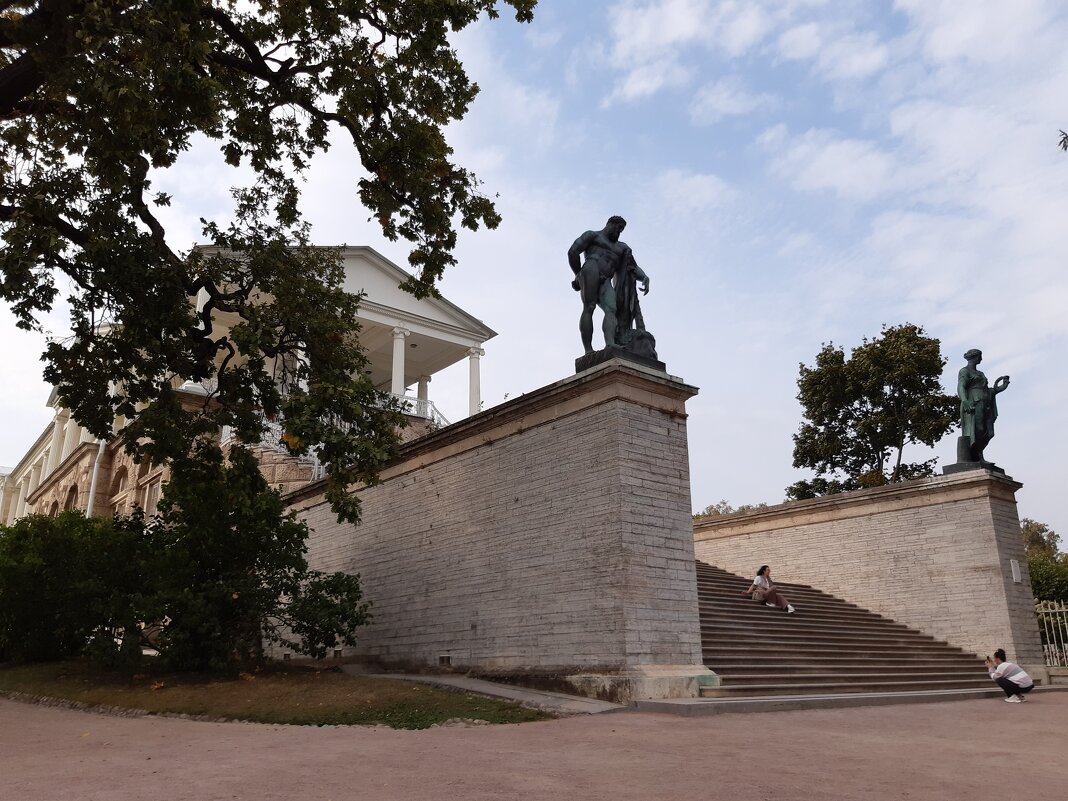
2, 693, 1064, 801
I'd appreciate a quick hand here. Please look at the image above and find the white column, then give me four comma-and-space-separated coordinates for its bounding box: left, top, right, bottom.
416, 375, 431, 419
25, 461, 43, 515
468, 347, 484, 417
46, 408, 69, 475
60, 416, 82, 462
28, 461, 42, 492
13, 480, 28, 521
390, 327, 410, 396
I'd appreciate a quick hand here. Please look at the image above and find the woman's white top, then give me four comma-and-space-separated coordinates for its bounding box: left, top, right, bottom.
753, 575, 772, 589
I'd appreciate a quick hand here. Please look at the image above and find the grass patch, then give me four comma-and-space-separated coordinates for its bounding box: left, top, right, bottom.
0, 661, 553, 729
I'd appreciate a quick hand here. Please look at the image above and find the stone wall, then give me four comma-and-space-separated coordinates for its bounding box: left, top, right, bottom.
287, 360, 714, 701
693, 471, 1043, 667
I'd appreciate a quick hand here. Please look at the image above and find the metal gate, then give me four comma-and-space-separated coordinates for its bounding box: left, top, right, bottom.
1035, 600, 1068, 667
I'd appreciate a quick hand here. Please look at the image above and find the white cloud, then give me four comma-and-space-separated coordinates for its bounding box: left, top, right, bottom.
778, 24, 889, 80
607, 58, 693, 103
762, 127, 897, 200
894, 0, 1057, 66
777, 22, 822, 59
816, 31, 889, 80
717, 1, 772, 57
604, 0, 778, 103
655, 169, 735, 213
689, 76, 777, 124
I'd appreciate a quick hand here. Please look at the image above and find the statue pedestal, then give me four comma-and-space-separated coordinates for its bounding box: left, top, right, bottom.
576, 345, 665, 374
943, 461, 1005, 476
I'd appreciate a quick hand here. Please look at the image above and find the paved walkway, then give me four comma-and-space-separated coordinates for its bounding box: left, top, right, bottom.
3, 694, 1065, 801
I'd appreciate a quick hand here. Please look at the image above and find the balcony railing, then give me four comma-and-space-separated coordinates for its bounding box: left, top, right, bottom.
220, 392, 449, 485
386, 393, 450, 428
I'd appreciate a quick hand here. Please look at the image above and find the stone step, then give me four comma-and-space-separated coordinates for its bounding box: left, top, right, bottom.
716, 670, 988, 684
700, 626, 944, 646
703, 643, 977, 660
697, 591, 875, 614
695, 559, 987, 701
637, 687, 1018, 716
698, 611, 921, 635
707, 649, 980, 662
715, 663, 986, 676
701, 677, 993, 697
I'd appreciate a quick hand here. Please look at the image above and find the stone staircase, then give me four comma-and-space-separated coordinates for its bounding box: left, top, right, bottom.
696, 561, 995, 699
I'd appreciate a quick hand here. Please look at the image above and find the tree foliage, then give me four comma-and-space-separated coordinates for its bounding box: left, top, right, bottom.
0, 0, 535, 522
0, 511, 146, 662
787, 324, 958, 500
693, 499, 768, 521
0, 447, 372, 669
1021, 518, 1068, 602
1022, 518, 1061, 560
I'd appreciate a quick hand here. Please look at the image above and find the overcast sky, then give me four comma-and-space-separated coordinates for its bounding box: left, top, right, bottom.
2, 0, 1066, 533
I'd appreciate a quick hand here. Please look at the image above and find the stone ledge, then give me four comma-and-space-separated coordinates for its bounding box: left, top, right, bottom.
694, 469, 1023, 541
563, 665, 718, 704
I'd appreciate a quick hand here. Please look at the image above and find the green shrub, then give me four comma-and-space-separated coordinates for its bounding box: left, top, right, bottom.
0, 512, 146, 662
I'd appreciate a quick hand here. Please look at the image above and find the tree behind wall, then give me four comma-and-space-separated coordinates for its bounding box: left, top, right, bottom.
787, 324, 959, 500
1022, 518, 1068, 602
0, 0, 536, 522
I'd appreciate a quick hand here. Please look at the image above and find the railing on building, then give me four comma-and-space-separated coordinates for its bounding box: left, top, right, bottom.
386, 392, 450, 429
220, 418, 326, 482
220, 393, 448, 485
1036, 600, 1068, 667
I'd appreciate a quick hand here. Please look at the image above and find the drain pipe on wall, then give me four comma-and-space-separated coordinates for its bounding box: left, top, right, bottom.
84, 439, 107, 517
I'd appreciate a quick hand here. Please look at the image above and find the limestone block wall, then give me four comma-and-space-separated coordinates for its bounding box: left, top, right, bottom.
693, 471, 1043, 664
288, 361, 706, 679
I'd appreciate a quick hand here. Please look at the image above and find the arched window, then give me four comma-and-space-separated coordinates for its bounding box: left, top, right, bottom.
63, 485, 79, 512
108, 466, 129, 516
110, 465, 128, 497
48, 500, 60, 517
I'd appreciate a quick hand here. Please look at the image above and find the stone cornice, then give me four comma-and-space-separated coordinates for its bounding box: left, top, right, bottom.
693, 469, 1023, 541
26, 440, 99, 504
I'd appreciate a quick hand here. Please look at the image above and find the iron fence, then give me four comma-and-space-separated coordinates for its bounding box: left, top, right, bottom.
1036, 600, 1068, 667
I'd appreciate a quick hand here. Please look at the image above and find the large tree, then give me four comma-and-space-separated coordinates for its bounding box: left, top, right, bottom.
787, 323, 959, 500
0, 0, 535, 521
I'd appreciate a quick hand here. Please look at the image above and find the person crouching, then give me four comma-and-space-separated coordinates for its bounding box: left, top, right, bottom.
986, 649, 1034, 703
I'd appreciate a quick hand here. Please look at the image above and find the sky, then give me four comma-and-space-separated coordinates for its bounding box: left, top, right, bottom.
2, 0, 1066, 533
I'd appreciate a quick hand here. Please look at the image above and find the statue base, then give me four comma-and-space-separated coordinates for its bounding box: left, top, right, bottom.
576, 345, 665, 374
943, 461, 1005, 476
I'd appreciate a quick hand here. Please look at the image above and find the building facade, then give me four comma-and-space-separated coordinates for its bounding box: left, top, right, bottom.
1, 247, 495, 524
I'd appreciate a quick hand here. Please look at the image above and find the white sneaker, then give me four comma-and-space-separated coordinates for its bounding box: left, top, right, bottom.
787, 605, 796, 614
1004, 696, 1022, 703
765, 603, 777, 608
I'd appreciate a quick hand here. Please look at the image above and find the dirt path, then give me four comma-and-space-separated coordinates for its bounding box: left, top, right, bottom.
2, 694, 1064, 801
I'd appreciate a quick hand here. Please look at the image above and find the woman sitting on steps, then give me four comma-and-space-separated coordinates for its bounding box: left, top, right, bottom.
742, 565, 796, 614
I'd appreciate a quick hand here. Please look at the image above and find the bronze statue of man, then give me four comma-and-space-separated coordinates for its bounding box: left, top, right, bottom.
957, 348, 1010, 463
568, 215, 650, 354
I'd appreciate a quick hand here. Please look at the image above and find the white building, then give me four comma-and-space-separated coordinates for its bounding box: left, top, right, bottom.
0, 246, 495, 523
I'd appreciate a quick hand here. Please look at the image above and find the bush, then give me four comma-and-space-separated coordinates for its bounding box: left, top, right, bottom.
1, 444, 371, 671
0, 512, 147, 662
